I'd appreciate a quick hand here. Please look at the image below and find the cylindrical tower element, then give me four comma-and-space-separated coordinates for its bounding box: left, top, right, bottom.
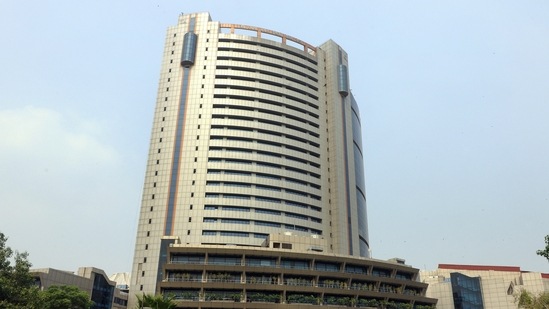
337, 64, 349, 97
181, 32, 197, 67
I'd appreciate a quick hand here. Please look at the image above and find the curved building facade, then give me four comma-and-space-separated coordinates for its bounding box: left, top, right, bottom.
129, 12, 435, 308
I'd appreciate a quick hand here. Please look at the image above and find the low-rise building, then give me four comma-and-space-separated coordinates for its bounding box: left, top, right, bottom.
32, 267, 128, 309
420, 264, 549, 308
153, 234, 437, 308
109, 272, 130, 308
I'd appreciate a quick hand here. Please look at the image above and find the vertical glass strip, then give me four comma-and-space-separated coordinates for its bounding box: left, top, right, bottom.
341, 97, 353, 255
164, 16, 196, 236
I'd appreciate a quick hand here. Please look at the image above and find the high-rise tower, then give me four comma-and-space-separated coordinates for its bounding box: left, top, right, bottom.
129, 12, 436, 308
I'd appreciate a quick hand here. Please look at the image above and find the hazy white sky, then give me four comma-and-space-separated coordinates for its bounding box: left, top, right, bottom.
1, 0, 548, 275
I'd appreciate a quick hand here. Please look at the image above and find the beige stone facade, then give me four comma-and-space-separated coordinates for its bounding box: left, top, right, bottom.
128, 12, 431, 308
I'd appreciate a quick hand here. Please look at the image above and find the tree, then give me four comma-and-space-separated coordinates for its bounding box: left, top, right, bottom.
536, 235, 549, 263
0, 232, 40, 308
516, 289, 549, 309
135, 293, 176, 309
517, 289, 534, 308
40, 285, 93, 309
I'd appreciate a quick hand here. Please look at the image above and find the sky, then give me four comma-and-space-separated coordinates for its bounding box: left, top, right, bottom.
1, 0, 548, 276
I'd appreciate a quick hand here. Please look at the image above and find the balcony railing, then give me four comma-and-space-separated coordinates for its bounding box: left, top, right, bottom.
170, 260, 205, 264
318, 281, 348, 289
164, 277, 202, 282
207, 261, 242, 266
285, 279, 313, 286
206, 278, 241, 283
246, 278, 278, 285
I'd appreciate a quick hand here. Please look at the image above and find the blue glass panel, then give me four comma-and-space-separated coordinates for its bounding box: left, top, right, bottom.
450, 273, 484, 309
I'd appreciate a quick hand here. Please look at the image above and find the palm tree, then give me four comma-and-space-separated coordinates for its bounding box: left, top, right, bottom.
136, 293, 176, 309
